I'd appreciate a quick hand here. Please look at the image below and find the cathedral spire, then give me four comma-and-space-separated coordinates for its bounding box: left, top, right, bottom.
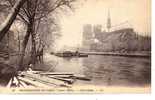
107, 9, 111, 32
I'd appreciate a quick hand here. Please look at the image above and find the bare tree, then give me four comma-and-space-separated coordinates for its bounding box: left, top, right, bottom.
6, 0, 75, 70
0, 0, 26, 41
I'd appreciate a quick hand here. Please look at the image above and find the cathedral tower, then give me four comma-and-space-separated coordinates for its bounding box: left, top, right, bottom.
107, 9, 111, 32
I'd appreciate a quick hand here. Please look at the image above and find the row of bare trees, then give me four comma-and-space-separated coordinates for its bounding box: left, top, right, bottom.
0, 0, 75, 71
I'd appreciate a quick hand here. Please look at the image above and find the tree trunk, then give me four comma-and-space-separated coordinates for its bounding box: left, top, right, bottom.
18, 22, 31, 71
30, 22, 37, 65
0, 0, 26, 41
18, 19, 37, 70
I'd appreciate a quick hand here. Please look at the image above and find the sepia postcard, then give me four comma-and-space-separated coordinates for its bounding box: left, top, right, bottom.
0, 0, 151, 94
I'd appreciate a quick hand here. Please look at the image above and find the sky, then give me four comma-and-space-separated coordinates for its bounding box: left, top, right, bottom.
55, 0, 151, 50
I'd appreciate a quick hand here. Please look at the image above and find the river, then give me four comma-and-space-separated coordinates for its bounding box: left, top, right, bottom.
38, 53, 151, 87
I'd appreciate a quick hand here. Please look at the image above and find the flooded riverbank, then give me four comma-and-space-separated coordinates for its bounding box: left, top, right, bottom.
35, 53, 151, 87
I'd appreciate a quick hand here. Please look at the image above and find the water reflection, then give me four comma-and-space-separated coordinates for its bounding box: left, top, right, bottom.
44, 54, 151, 87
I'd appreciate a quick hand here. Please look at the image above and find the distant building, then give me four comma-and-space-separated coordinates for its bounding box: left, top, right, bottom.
93, 24, 102, 34
81, 10, 151, 52
82, 24, 94, 51
93, 24, 104, 42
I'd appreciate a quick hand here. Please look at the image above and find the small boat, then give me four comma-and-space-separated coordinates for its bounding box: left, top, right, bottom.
78, 53, 88, 57
54, 51, 88, 57
55, 51, 74, 57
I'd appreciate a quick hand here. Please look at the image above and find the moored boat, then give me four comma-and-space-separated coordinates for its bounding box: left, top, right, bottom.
78, 53, 88, 57
54, 51, 88, 57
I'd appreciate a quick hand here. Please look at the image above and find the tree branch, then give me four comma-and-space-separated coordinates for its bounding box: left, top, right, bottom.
0, 0, 27, 41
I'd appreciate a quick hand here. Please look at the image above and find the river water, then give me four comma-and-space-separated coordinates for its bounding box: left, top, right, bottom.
41, 53, 151, 87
